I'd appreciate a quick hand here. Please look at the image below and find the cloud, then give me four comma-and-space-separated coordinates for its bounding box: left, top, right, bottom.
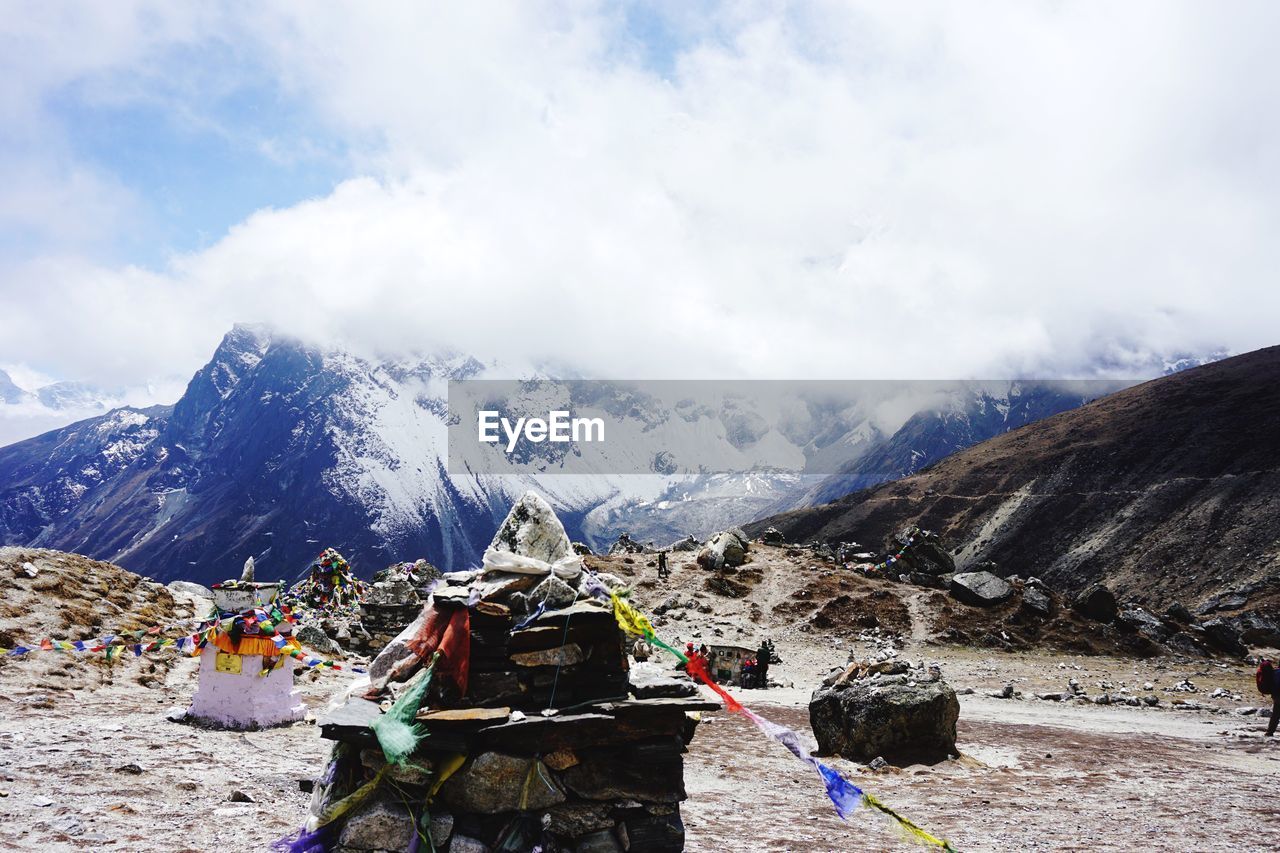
2, 1, 1279, 399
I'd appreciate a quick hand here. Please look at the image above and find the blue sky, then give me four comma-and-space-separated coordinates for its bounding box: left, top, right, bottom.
5, 2, 713, 269
1, 2, 1278, 414
33, 43, 350, 266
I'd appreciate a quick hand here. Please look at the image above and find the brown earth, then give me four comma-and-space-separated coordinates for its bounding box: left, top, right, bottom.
3, 548, 1280, 851
588, 547, 1176, 659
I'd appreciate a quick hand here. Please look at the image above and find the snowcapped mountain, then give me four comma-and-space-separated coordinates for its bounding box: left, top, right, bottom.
0, 370, 27, 404
780, 381, 1126, 510
0, 326, 1123, 584
0, 369, 129, 447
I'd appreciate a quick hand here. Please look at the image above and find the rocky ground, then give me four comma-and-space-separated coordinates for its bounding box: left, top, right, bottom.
2, 546, 1280, 851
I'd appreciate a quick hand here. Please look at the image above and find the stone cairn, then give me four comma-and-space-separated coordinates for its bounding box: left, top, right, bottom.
343, 561, 442, 657
300, 492, 714, 852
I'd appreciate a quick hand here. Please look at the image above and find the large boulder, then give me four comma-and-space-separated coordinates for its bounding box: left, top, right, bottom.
891, 527, 954, 575
760, 527, 786, 545
903, 541, 955, 575
1072, 584, 1118, 622
167, 580, 214, 600
696, 530, 749, 570
297, 624, 344, 657
1200, 618, 1246, 656
1022, 587, 1053, 616
489, 491, 578, 566
810, 672, 959, 763
949, 571, 1012, 607
1117, 606, 1171, 641
1222, 612, 1280, 647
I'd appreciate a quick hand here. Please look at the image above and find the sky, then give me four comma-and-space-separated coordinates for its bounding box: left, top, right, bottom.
1, 1, 1279, 412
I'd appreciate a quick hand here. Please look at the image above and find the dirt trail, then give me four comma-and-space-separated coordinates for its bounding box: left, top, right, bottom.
684, 699, 1280, 852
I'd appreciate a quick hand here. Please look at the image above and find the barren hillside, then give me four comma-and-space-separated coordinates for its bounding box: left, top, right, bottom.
747, 346, 1280, 615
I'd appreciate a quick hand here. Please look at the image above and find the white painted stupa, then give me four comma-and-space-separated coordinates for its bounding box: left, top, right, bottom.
186, 557, 306, 728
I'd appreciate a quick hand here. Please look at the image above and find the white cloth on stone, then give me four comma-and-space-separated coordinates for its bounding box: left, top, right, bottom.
480, 547, 583, 580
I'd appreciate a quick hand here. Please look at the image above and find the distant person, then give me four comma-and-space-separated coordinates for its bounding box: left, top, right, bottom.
741, 658, 756, 689
756, 639, 777, 688
1258, 659, 1279, 737
632, 638, 651, 662
657, 550, 669, 579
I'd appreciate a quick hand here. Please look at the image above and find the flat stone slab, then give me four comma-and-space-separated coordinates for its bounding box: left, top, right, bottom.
317, 697, 382, 744
417, 707, 512, 725
587, 697, 721, 714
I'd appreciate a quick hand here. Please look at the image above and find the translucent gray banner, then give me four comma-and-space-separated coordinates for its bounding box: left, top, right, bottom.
446, 379, 1131, 477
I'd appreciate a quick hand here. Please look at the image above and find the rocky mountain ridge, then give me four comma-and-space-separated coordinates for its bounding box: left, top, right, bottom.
0, 326, 1114, 585
748, 346, 1280, 618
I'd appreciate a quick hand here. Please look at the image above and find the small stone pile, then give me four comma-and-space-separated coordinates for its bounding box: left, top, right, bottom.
344, 562, 442, 657
304, 493, 713, 852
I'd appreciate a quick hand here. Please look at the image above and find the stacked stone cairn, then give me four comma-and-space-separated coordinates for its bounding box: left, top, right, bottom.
343, 561, 442, 657
303, 492, 714, 852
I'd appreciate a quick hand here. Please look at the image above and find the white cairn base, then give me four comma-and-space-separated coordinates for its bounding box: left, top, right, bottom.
186, 646, 305, 729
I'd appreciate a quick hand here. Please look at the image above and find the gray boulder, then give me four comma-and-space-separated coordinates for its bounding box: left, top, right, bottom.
904, 541, 955, 575
439, 752, 565, 813
668, 535, 702, 552
297, 624, 343, 657
337, 801, 415, 851
696, 530, 749, 570
1022, 587, 1053, 616
167, 580, 214, 600
489, 491, 578, 566
810, 677, 959, 763
949, 571, 1012, 607
529, 575, 578, 610
1117, 606, 1170, 640
1200, 618, 1246, 656
1223, 612, 1280, 647
1072, 584, 1118, 622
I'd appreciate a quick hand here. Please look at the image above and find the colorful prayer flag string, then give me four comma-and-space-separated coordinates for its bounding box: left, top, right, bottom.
590, 580, 958, 851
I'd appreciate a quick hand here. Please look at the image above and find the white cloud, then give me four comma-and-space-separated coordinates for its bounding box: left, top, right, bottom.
1, 0, 1279, 405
